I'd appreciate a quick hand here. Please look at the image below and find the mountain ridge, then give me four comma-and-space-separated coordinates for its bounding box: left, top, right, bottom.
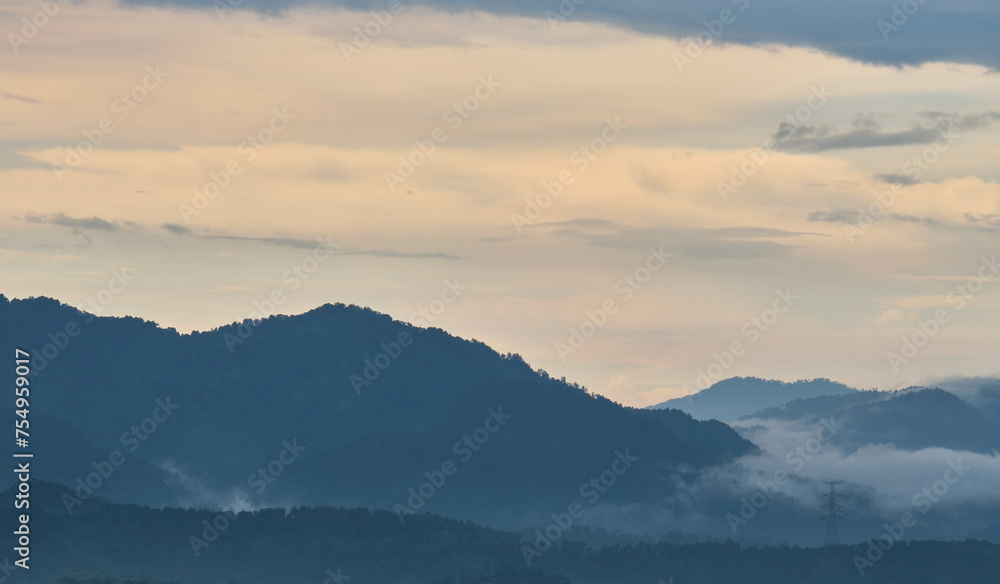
649, 376, 859, 421
0, 294, 754, 530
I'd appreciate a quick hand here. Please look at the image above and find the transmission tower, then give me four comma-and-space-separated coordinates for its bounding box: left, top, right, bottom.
821, 480, 844, 545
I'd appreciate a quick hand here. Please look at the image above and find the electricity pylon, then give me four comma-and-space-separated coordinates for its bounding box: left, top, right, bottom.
821, 480, 844, 546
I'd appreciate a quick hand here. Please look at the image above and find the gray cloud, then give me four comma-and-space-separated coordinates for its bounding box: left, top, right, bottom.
875, 173, 921, 186
23, 212, 140, 248
205, 235, 459, 259
162, 223, 194, 236
1, 91, 41, 105
772, 111, 1000, 153
807, 209, 943, 227
965, 213, 1000, 228
0, 142, 48, 171
539, 218, 619, 231
809, 210, 1000, 236
727, 417, 1000, 520
535, 219, 819, 260
807, 209, 857, 223
164, 227, 460, 259
25, 212, 132, 231
631, 166, 669, 195
119, 0, 1000, 69
891, 213, 942, 227
0, 152, 45, 171
927, 110, 1000, 132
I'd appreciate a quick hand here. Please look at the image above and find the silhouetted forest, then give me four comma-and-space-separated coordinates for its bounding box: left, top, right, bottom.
6, 482, 1000, 584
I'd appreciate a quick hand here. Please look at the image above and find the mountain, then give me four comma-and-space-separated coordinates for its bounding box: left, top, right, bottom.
741, 386, 1000, 455
738, 389, 884, 422
648, 376, 858, 421
17, 410, 177, 507
0, 294, 754, 530
630, 406, 756, 461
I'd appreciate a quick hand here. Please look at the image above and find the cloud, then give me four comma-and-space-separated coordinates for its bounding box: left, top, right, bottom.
206, 235, 459, 259
159, 461, 258, 511
0, 143, 49, 171
807, 209, 857, 223
891, 213, 942, 227
919, 375, 1000, 410
807, 209, 944, 228
631, 165, 669, 195
24, 212, 134, 231
808, 208, 1000, 234
772, 111, 1000, 153
875, 173, 921, 186
118, 0, 1000, 69
727, 417, 1000, 518
965, 213, 1000, 228
23, 212, 141, 248
164, 227, 460, 259
875, 308, 904, 325
539, 218, 620, 230
162, 223, 193, 235
534, 219, 820, 260
0, 91, 41, 105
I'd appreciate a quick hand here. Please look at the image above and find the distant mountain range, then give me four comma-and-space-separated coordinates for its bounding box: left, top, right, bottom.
739, 385, 1000, 455
648, 377, 858, 421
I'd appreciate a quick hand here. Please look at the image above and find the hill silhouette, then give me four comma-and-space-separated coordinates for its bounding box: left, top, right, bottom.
649, 377, 858, 421
742, 386, 1000, 454
0, 294, 753, 529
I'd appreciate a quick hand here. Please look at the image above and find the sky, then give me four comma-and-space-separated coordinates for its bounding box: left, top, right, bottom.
1, 0, 999, 408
